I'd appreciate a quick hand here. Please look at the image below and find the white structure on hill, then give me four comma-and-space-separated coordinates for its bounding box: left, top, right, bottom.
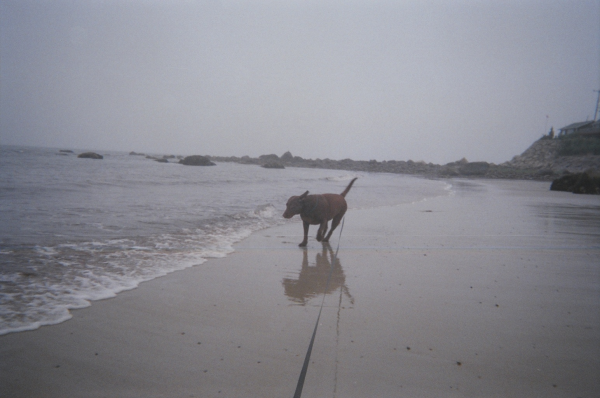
559, 120, 600, 137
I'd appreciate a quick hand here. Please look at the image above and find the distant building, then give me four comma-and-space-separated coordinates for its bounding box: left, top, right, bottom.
559, 120, 600, 137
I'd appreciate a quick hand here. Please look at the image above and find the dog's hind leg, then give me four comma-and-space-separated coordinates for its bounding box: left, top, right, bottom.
316, 221, 328, 242
323, 212, 345, 243
299, 221, 310, 247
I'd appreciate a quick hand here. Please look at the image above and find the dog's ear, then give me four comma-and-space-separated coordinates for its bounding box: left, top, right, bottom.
299, 191, 309, 200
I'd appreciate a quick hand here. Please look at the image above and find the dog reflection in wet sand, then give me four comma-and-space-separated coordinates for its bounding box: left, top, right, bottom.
282, 243, 354, 306
283, 178, 357, 247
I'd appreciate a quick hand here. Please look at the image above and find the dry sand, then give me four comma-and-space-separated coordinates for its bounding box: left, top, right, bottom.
1, 179, 598, 397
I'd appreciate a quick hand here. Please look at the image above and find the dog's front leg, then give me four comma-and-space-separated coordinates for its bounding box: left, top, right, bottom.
299, 221, 310, 247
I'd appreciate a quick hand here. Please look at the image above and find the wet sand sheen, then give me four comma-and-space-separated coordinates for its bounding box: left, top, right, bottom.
1, 179, 598, 397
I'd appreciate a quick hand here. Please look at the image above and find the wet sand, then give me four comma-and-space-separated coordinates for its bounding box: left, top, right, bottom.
1, 179, 599, 397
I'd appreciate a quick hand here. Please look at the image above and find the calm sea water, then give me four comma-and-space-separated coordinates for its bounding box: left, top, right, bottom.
0, 146, 452, 335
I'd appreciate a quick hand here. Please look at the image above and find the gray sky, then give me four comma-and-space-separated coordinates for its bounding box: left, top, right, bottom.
1, 0, 599, 164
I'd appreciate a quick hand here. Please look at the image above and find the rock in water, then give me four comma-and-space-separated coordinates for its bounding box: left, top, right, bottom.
261, 161, 285, 169
179, 155, 216, 166
77, 152, 103, 159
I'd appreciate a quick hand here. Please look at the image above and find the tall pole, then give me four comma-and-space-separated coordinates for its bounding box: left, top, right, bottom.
594, 90, 600, 121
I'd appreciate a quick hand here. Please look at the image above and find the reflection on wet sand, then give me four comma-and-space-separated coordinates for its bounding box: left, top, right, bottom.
533, 203, 600, 238
282, 243, 354, 306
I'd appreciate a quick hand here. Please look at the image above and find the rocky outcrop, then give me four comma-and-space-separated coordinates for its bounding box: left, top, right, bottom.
257, 153, 285, 168
550, 171, 600, 194
259, 154, 280, 162
204, 138, 600, 181
179, 155, 216, 166
504, 138, 600, 174
458, 161, 490, 176
281, 151, 294, 162
506, 139, 561, 169
78, 152, 103, 159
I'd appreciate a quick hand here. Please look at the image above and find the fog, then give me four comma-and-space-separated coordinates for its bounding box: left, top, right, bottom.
1, 0, 599, 164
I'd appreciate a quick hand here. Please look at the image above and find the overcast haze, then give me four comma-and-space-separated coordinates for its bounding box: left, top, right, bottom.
1, 0, 599, 164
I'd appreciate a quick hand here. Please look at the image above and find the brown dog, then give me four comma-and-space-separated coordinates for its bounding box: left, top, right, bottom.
283, 178, 357, 247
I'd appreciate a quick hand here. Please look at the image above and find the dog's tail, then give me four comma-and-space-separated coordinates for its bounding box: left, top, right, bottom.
340, 177, 358, 197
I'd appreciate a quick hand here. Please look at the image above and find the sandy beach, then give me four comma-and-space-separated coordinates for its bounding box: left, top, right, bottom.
1, 178, 598, 398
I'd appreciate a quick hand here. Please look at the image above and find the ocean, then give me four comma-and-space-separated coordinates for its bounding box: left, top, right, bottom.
0, 146, 452, 335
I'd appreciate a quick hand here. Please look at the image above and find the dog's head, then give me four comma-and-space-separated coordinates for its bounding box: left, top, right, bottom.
282, 191, 309, 219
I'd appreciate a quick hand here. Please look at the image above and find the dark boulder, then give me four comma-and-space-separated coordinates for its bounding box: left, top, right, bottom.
78, 152, 103, 159
155, 158, 169, 163
59, 149, 74, 153
551, 174, 578, 192
261, 161, 285, 169
281, 151, 293, 162
550, 171, 600, 194
129, 151, 145, 156
574, 172, 600, 194
179, 155, 216, 166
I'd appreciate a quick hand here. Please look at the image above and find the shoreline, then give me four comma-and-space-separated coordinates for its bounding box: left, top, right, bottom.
1, 178, 598, 397
9, 142, 600, 182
